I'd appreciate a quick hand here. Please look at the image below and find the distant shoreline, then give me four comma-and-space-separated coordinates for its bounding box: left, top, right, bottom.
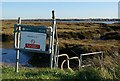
1, 19, 120, 25
1, 18, 120, 21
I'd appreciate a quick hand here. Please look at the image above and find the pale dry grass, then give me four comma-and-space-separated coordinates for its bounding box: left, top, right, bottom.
1, 20, 100, 35
59, 39, 119, 47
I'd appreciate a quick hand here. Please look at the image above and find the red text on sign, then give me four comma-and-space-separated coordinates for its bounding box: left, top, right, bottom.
25, 43, 40, 49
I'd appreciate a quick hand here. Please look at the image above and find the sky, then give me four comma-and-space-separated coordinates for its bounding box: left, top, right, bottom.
1, 0, 120, 2
2, 2, 119, 19
118, 1, 120, 19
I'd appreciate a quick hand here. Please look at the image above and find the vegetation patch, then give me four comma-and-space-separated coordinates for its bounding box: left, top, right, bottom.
1, 65, 120, 80
101, 31, 120, 40
1, 20, 120, 80
1, 34, 14, 42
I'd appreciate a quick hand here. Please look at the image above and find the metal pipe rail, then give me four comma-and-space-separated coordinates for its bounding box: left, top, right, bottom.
57, 54, 70, 69
15, 17, 21, 72
61, 56, 80, 71
80, 51, 103, 56
80, 51, 103, 68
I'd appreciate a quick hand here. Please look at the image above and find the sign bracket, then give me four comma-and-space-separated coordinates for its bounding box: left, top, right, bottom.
14, 10, 59, 72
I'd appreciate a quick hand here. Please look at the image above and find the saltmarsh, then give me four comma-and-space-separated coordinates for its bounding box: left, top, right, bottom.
1, 20, 120, 80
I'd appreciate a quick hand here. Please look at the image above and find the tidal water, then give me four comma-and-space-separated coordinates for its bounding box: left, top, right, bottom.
1, 48, 32, 67
38, 20, 119, 24
58, 21, 118, 24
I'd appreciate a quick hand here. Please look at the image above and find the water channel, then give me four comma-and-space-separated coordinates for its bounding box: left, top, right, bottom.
1, 48, 33, 67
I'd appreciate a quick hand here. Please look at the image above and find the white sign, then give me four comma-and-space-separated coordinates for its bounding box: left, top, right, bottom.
20, 31, 46, 51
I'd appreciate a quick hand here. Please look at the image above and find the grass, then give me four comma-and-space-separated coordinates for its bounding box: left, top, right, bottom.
101, 31, 120, 40
1, 65, 120, 80
1, 20, 120, 80
2, 20, 120, 41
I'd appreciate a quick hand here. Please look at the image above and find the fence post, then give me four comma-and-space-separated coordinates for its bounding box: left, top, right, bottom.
15, 17, 21, 72
50, 10, 56, 69
80, 55, 82, 69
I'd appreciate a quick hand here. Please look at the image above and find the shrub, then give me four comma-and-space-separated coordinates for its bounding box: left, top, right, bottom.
100, 32, 120, 40
2, 34, 14, 42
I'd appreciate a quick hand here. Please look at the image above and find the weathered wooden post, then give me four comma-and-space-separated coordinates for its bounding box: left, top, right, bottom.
15, 17, 21, 72
80, 54, 82, 69
50, 10, 56, 69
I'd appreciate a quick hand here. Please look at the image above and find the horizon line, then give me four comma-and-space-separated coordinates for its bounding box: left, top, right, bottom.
1, 18, 120, 20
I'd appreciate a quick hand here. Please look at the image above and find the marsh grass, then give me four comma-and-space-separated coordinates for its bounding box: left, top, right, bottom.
2, 20, 119, 40
1, 20, 120, 80
1, 65, 120, 80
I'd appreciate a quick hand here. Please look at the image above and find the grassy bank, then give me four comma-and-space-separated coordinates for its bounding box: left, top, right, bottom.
1, 20, 120, 41
1, 20, 120, 80
1, 65, 120, 80
1, 20, 120, 66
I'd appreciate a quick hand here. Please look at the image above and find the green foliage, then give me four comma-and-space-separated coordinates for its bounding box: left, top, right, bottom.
1, 34, 14, 42
2, 65, 120, 80
101, 31, 120, 40
75, 68, 102, 80
1, 20, 120, 80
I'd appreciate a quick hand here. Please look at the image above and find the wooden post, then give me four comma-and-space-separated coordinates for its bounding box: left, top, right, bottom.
50, 10, 56, 69
101, 52, 104, 67
15, 17, 21, 72
80, 55, 82, 69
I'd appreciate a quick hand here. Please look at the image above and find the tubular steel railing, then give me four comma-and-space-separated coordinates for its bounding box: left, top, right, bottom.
58, 51, 103, 71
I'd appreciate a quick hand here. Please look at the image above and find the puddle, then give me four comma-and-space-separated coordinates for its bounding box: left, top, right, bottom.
1, 48, 33, 67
